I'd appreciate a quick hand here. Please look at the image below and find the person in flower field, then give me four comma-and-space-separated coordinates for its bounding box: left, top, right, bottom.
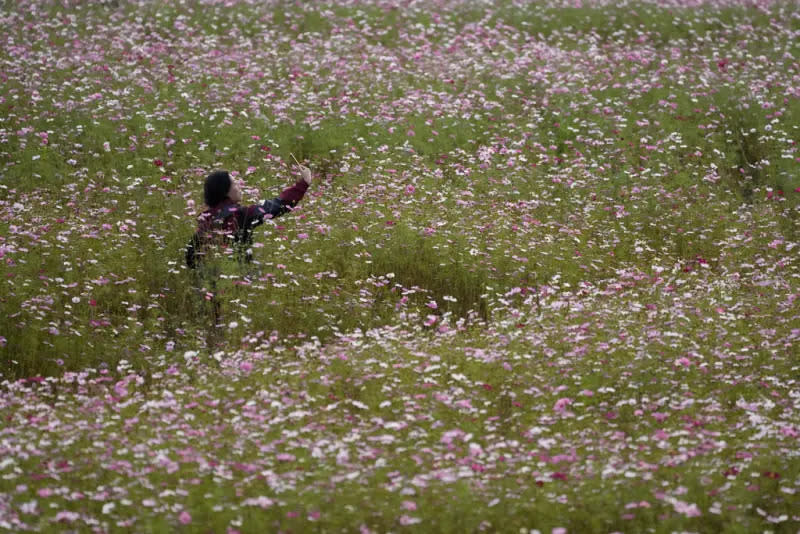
185, 163, 312, 339
186, 163, 312, 268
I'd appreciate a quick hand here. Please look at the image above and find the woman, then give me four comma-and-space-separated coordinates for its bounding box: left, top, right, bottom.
186, 165, 312, 268
185, 165, 312, 341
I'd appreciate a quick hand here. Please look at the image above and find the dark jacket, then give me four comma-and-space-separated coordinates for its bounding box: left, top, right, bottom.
186, 178, 309, 268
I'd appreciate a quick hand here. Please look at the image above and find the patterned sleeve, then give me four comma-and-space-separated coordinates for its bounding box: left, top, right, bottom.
240, 179, 309, 229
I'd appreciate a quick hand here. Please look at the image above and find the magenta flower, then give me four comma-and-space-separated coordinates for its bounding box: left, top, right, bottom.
553, 397, 573, 413
179, 511, 192, 525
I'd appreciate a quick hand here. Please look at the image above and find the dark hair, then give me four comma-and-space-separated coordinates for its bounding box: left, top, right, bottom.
204, 170, 232, 207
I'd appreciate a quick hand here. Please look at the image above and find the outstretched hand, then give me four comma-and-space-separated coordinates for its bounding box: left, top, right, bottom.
298, 164, 312, 185
290, 153, 312, 185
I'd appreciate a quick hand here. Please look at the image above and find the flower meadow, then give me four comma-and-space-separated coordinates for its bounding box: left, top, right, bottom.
1, 0, 799, 531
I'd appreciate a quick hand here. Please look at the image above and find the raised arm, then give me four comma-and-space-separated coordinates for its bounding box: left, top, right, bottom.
240, 166, 312, 229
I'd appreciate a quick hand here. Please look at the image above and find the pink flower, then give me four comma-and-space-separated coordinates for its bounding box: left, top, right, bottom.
402, 500, 417, 511
672, 500, 701, 517
553, 397, 573, 413
179, 511, 192, 524
780, 426, 798, 438
243, 496, 274, 508
55, 511, 80, 522
239, 361, 253, 373
114, 380, 128, 397
405, 185, 415, 195
399, 515, 421, 525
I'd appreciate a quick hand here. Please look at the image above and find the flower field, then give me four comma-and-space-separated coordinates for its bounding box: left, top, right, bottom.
1, 0, 799, 532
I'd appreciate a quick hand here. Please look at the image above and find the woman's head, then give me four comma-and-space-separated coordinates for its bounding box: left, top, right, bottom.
204, 170, 241, 207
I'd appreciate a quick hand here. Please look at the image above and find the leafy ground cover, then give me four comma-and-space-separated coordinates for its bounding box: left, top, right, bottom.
1, 0, 799, 532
